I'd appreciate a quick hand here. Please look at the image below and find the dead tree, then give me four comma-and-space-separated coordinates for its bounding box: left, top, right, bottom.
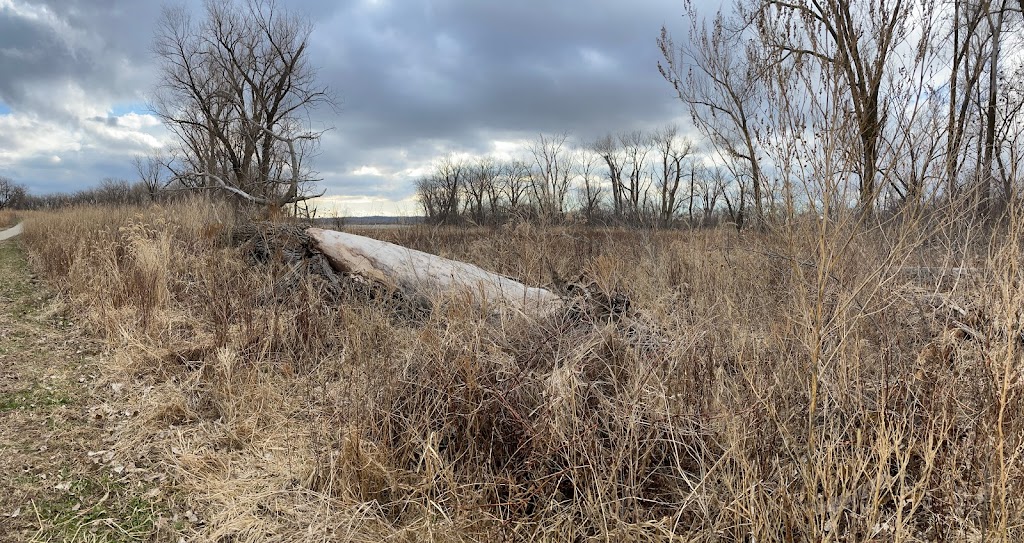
528, 133, 576, 220
659, 1, 767, 224
593, 134, 625, 219
499, 159, 532, 218
652, 125, 694, 227
307, 228, 563, 317
756, 0, 911, 214
152, 0, 332, 208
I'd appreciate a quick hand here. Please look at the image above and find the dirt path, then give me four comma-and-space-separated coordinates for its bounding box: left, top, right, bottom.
0, 239, 173, 542
0, 223, 22, 241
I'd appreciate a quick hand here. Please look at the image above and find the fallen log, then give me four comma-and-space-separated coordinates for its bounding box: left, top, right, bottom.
306, 228, 564, 316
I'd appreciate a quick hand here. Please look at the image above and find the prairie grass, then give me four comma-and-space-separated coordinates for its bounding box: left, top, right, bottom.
0, 208, 18, 228
18, 199, 1024, 541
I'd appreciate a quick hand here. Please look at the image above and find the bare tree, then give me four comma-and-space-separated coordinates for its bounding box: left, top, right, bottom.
619, 130, 653, 221
720, 169, 748, 229
482, 160, 502, 219
886, 92, 946, 210
463, 158, 496, 224
0, 177, 27, 210
652, 125, 694, 226
658, 0, 1022, 225
592, 134, 625, 218
0, 177, 13, 210
152, 0, 332, 208
528, 133, 576, 220
133, 154, 168, 202
659, 1, 768, 224
420, 154, 467, 224
702, 167, 727, 224
416, 176, 442, 221
945, 0, 992, 200
756, 0, 912, 214
575, 149, 605, 224
994, 62, 1024, 207
977, 0, 1011, 217
499, 159, 532, 218
98, 178, 133, 205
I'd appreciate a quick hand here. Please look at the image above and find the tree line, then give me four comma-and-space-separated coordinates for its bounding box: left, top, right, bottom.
0, 176, 164, 210
415, 128, 740, 227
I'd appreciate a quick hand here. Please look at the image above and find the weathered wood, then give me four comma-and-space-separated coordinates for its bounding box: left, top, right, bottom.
306, 228, 563, 316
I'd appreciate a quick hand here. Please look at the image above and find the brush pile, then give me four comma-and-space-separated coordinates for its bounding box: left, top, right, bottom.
231, 222, 429, 318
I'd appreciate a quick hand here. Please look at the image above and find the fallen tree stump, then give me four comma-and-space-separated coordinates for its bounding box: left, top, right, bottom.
230, 223, 420, 316
306, 228, 564, 317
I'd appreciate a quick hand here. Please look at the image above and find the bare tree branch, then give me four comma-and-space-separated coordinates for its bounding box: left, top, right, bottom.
152, 0, 333, 210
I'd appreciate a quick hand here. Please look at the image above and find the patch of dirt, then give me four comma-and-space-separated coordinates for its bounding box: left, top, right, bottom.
0, 241, 177, 542
0, 222, 22, 241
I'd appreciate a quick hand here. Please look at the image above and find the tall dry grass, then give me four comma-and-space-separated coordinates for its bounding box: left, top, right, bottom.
0, 209, 19, 229
18, 199, 1024, 541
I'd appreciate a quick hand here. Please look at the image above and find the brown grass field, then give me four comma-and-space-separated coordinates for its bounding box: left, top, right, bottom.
12, 198, 1024, 541
0, 209, 19, 229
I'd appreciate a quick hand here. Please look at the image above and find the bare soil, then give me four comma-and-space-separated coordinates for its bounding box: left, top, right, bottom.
0, 240, 175, 542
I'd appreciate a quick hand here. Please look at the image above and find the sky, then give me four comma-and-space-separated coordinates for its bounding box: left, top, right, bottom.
0, 0, 695, 216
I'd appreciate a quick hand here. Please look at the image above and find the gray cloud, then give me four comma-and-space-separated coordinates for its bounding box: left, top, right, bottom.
88, 116, 118, 126
0, 0, 694, 210
318, 1, 682, 144
305, 0, 689, 204
0, 1, 162, 119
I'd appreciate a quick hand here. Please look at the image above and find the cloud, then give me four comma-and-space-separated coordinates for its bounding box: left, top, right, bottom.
317, 0, 683, 144
0, 0, 694, 213
0, 0, 160, 119
304, 0, 691, 209
0, 105, 170, 195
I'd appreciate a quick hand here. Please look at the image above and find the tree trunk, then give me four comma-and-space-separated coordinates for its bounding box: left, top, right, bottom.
307, 228, 563, 317
981, 0, 1006, 219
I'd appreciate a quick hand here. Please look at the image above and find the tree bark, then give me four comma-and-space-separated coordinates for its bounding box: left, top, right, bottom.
307, 228, 563, 316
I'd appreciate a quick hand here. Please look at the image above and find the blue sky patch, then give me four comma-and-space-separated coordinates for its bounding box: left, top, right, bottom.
0, 102, 11, 115
109, 103, 152, 117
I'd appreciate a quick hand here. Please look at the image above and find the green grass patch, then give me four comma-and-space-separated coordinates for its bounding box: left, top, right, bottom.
0, 385, 71, 412
31, 474, 161, 543
0, 241, 36, 309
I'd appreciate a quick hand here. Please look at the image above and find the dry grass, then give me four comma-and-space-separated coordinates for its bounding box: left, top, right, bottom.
0, 209, 19, 229
17, 199, 1024, 541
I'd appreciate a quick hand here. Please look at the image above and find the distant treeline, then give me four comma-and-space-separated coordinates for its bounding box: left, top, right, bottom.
416, 129, 736, 228
0, 177, 162, 211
